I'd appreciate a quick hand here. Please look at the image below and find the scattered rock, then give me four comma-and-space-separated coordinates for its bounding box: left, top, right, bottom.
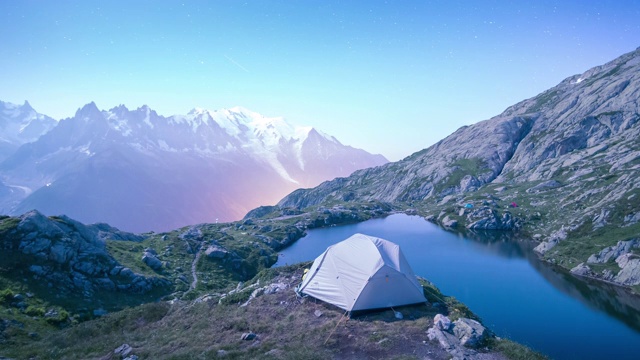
114, 343, 133, 358
205, 245, 229, 259
534, 239, 559, 255
314, 310, 324, 318
442, 216, 458, 229
142, 252, 163, 270
241, 332, 256, 341
263, 282, 287, 295
570, 263, 594, 277
452, 318, 487, 348
534, 228, 567, 255
433, 314, 451, 331
240, 282, 287, 307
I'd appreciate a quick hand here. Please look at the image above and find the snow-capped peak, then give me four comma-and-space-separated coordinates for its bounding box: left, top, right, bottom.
18, 101, 381, 185
0, 100, 58, 146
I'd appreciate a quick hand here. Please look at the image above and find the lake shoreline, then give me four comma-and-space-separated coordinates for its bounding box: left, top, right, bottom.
275, 212, 640, 359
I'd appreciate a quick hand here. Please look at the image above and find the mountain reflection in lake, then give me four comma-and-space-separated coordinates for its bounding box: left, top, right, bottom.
274, 214, 640, 360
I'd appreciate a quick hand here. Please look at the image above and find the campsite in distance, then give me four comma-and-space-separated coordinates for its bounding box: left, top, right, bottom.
275, 214, 640, 360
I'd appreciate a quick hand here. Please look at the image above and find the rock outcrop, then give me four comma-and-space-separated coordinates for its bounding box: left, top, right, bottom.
614, 254, 640, 285
587, 239, 639, 264
0, 211, 171, 310
427, 314, 489, 359
570, 239, 640, 286
465, 208, 521, 230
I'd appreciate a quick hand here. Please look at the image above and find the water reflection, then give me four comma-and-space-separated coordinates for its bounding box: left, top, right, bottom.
459, 229, 534, 259
462, 227, 640, 333
531, 259, 640, 332
275, 214, 640, 359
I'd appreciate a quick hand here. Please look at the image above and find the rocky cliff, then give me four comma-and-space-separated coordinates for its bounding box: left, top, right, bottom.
276, 47, 640, 289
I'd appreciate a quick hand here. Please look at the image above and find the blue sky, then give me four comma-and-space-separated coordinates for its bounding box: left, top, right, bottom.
2, 1, 639, 161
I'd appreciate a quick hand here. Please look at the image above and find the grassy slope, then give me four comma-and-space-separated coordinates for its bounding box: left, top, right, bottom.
0, 202, 396, 352
1, 264, 546, 360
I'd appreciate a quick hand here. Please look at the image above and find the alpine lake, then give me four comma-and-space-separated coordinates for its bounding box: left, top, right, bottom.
274, 214, 640, 360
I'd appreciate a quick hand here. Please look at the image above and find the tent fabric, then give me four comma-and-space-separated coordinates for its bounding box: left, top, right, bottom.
298, 233, 426, 312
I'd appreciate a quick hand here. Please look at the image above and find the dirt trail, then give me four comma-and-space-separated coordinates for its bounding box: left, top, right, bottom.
190, 248, 203, 290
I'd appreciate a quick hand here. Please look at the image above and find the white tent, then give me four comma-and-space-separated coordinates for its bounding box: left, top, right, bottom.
298, 233, 426, 312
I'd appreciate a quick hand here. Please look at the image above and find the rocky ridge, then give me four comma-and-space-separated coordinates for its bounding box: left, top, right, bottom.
0, 211, 171, 314
275, 47, 640, 289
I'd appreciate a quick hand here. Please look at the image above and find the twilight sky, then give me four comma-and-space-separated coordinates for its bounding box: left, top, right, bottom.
2, 1, 639, 161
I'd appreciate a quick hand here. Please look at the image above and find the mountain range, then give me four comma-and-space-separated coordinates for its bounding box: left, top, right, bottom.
1, 46, 639, 360
0, 102, 387, 232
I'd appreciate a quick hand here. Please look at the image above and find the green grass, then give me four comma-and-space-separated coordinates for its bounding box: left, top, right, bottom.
582, 64, 624, 87
548, 187, 640, 268
0, 216, 20, 233
434, 157, 488, 194
0, 262, 547, 360
490, 338, 549, 360
589, 261, 621, 276
527, 90, 560, 113
419, 278, 479, 322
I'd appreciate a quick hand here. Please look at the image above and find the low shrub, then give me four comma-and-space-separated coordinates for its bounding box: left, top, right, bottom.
0, 288, 15, 303
25, 305, 46, 317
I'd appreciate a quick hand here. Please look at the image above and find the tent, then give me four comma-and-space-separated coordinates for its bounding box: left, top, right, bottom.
297, 233, 426, 312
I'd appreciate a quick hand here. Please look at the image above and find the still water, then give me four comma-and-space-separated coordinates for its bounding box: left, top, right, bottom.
274, 214, 640, 360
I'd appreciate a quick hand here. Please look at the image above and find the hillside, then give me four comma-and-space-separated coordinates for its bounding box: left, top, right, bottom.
275, 47, 640, 290
1, 206, 547, 359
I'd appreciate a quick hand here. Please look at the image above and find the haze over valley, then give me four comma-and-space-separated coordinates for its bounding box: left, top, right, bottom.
0, 100, 386, 232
